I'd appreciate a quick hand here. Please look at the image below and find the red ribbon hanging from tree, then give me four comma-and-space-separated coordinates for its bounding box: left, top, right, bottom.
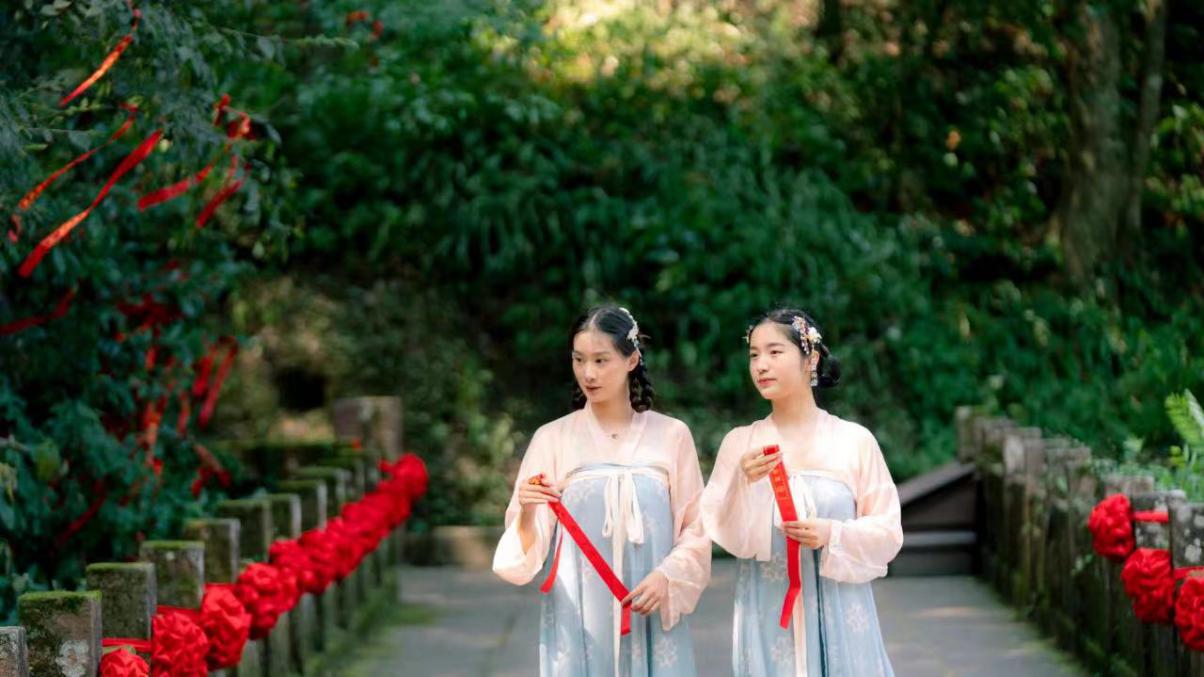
765, 444, 803, 629
8, 103, 139, 243
60, 0, 141, 107
0, 288, 77, 336
138, 95, 252, 211
194, 156, 248, 229
17, 128, 163, 277
197, 337, 237, 428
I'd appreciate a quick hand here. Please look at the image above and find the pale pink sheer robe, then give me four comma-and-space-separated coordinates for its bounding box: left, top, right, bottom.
700, 409, 903, 676
492, 404, 712, 631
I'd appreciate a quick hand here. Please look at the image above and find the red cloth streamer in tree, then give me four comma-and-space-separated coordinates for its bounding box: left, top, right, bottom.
99, 645, 149, 677
194, 156, 247, 228
198, 337, 238, 428
199, 584, 251, 670
60, 0, 141, 107
137, 160, 216, 210
9, 103, 139, 242
1119, 548, 1176, 623
535, 474, 632, 636
55, 480, 107, 549
764, 444, 803, 629
234, 562, 297, 640
0, 288, 76, 336
18, 129, 163, 277
138, 95, 252, 210
1175, 573, 1204, 652
1088, 494, 1136, 562
148, 607, 209, 677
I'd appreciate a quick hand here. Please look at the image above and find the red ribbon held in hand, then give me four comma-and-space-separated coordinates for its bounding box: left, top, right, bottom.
766, 444, 802, 629
535, 473, 632, 635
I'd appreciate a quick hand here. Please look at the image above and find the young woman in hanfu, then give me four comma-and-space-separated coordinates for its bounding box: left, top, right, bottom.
700, 308, 902, 676
492, 305, 711, 676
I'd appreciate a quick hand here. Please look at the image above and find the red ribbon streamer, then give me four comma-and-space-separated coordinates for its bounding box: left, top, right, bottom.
138, 95, 251, 211
766, 444, 802, 629
536, 475, 632, 636
55, 480, 108, 549
60, 1, 141, 107
198, 338, 237, 428
194, 158, 246, 229
1133, 510, 1169, 523
0, 288, 76, 336
9, 104, 139, 242
18, 128, 163, 277
102, 637, 152, 653
137, 161, 216, 209
1175, 566, 1204, 581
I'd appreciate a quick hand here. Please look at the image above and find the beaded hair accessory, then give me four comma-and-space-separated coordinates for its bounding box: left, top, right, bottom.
745, 314, 823, 355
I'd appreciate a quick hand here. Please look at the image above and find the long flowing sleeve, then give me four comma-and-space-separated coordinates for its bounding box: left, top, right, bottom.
700, 426, 770, 560
654, 421, 712, 630
819, 429, 903, 583
493, 426, 557, 585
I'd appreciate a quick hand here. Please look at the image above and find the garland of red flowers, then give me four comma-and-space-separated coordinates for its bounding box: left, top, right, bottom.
99, 645, 148, 677
1176, 574, 1204, 651
1086, 493, 1168, 562
198, 584, 252, 669
234, 562, 298, 640
1120, 548, 1176, 623
1088, 494, 1204, 651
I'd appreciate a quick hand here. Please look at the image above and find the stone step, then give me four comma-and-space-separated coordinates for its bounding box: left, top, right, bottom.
890, 529, 978, 576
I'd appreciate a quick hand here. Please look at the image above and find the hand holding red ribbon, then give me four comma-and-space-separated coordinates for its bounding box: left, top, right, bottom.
534, 473, 633, 636
765, 445, 803, 629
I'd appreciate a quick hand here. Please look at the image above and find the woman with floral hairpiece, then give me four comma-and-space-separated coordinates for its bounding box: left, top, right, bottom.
493, 305, 710, 676
700, 308, 901, 676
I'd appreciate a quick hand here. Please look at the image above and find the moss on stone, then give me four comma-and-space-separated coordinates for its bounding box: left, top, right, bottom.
140, 540, 204, 551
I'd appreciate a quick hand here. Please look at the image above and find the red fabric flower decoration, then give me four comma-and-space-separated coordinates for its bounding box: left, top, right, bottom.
1119, 548, 1176, 623
100, 647, 149, 677
299, 527, 340, 592
324, 517, 364, 579
1176, 575, 1204, 652
151, 609, 209, 677
1088, 493, 1135, 562
199, 584, 251, 669
272, 538, 326, 596
235, 562, 295, 640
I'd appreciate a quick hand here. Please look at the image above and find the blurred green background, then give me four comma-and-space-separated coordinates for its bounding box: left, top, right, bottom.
1, 0, 1202, 620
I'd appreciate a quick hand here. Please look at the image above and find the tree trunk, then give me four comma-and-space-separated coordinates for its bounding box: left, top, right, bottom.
1052, 2, 1130, 285
1123, 0, 1169, 241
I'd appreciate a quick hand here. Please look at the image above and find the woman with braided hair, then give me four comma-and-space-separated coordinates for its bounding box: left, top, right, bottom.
493, 304, 710, 676
701, 308, 901, 676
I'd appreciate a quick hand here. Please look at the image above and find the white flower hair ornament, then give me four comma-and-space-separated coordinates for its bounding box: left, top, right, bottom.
619, 307, 640, 348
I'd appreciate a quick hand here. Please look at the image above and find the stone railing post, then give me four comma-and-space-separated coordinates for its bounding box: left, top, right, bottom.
1099, 474, 1156, 677
85, 562, 156, 641
182, 518, 241, 583
17, 591, 101, 676
1170, 502, 1204, 676
0, 627, 28, 677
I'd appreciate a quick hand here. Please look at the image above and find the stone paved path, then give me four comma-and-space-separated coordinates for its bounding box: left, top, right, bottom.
339, 560, 1086, 676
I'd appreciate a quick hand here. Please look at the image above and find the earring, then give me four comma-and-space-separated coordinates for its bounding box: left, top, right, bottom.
810, 371, 818, 387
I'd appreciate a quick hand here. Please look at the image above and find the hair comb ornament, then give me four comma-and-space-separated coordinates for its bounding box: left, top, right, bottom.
619, 307, 640, 348
791, 316, 823, 355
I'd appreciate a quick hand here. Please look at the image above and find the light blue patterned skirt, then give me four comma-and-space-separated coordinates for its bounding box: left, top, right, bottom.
733, 474, 893, 676
538, 463, 697, 677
